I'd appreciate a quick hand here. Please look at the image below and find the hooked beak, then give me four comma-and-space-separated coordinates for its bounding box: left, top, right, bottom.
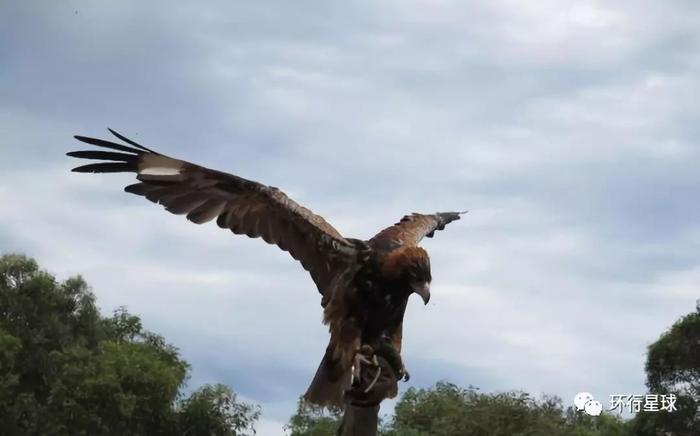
411, 282, 431, 305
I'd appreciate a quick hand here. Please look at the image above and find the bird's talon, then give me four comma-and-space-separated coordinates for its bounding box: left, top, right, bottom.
356, 355, 372, 366
351, 347, 377, 387
351, 365, 361, 387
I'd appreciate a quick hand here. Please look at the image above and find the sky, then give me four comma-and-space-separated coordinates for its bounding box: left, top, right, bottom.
1, 1, 699, 433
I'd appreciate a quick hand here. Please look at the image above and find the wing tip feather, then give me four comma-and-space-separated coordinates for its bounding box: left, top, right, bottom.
107, 128, 157, 153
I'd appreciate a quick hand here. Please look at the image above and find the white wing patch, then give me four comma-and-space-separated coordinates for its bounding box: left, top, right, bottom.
140, 166, 181, 176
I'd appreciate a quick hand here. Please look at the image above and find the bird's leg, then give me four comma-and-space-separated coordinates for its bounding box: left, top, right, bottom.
344, 342, 400, 408
375, 335, 407, 382
351, 344, 376, 387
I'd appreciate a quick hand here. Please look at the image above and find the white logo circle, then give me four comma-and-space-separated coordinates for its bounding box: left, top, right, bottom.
574, 392, 594, 411
584, 400, 603, 416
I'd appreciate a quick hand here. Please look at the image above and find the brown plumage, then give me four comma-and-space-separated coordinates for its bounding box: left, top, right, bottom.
67, 129, 466, 408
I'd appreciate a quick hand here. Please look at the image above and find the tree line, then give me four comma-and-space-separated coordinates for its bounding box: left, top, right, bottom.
1, 254, 697, 435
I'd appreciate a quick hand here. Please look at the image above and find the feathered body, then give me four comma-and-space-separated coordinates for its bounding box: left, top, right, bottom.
67, 130, 465, 408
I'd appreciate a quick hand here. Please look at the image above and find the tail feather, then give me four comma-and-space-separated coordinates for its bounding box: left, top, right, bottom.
304, 350, 350, 409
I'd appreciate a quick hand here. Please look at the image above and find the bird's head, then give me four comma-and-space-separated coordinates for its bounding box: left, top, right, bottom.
381, 246, 432, 304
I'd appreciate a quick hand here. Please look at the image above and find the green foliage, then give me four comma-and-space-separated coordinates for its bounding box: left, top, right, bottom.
386, 382, 629, 436
0, 253, 259, 435
178, 384, 260, 436
285, 397, 343, 436
564, 408, 630, 436
628, 303, 700, 435
5, 253, 698, 435
0, 328, 21, 405
286, 383, 630, 436
645, 304, 700, 398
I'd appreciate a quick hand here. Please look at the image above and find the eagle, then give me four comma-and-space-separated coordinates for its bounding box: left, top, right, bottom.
67, 129, 465, 407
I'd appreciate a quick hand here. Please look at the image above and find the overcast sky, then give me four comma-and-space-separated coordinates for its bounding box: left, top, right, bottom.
2, 1, 699, 434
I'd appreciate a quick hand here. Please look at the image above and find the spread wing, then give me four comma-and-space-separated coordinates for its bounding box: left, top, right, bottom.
369, 211, 467, 249
67, 129, 358, 296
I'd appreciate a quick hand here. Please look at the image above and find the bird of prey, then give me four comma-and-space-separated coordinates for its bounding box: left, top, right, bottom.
67, 129, 466, 408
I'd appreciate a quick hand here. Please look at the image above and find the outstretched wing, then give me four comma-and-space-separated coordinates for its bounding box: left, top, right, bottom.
67, 129, 358, 296
369, 211, 466, 249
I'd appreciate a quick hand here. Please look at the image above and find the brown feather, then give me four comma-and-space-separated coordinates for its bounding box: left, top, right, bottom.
164, 192, 209, 215
381, 246, 429, 279
370, 212, 465, 248
187, 199, 227, 224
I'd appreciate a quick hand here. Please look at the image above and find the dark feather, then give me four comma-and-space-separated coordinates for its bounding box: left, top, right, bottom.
144, 186, 184, 203
108, 128, 158, 153
216, 210, 231, 229
124, 182, 169, 196
187, 199, 227, 224
164, 193, 208, 215
66, 150, 137, 162
73, 135, 143, 154
71, 162, 133, 173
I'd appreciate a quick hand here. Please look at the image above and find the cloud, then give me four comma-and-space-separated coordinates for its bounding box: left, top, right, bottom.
2, 1, 700, 434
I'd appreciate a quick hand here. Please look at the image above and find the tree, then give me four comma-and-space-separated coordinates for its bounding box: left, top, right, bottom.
0, 253, 259, 435
287, 382, 630, 436
629, 302, 700, 436
178, 384, 260, 436
387, 382, 569, 436
285, 397, 343, 436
